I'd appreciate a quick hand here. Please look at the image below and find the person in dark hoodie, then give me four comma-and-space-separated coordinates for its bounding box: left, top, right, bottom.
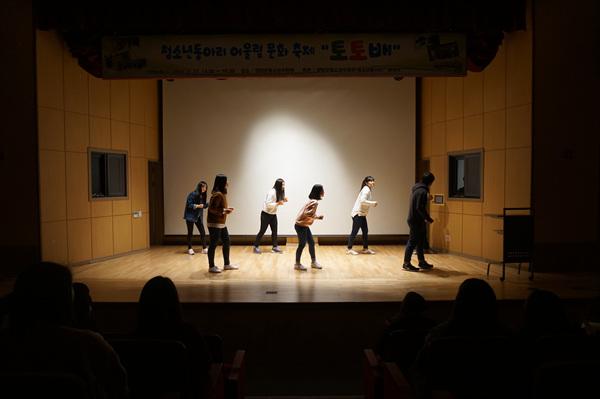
184, 181, 208, 255
403, 172, 435, 272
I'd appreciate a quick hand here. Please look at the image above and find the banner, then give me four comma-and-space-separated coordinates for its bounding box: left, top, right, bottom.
102, 33, 466, 78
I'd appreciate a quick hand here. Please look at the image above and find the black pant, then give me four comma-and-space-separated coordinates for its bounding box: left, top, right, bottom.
295, 224, 316, 263
253, 211, 278, 247
347, 215, 369, 249
208, 227, 230, 268
186, 220, 206, 249
403, 222, 426, 264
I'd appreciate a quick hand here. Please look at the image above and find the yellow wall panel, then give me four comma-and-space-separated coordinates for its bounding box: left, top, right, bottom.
447, 199, 463, 214
146, 127, 160, 161
431, 78, 446, 123
463, 115, 483, 150
63, 52, 89, 114
421, 123, 432, 159
130, 80, 146, 125
113, 198, 131, 216
111, 120, 130, 151
131, 157, 147, 212
463, 72, 483, 117
110, 80, 130, 122
506, 30, 532, 107
447, 213, 463, 253
431, 122, 446, 156
38, 106, 64, 151
505, 148, 531, 208
65, 152, 90, 220
483, 44, 506, 112
483, 150, 505, 215
130, 124, 146, 157
421, 78, 432, 126
113, 214, 132, 254
91, 200, 113, 217
145, 81, 159, 128
446, 77, 464, 120
482, 216, 503, 261
92, 216, 113, 259
429, 155, 447, 199
429, 210, 447, 250
89, 76, 110, 118
41, 220, 68, 264
463, 201, 483, 215
132, 215, 148, 250
90, 117, 111, 149
506, 105, 531, 148
39, 150, 66, 222
446, 118, 463, 152
36, 30, 64, 109
462, 214, 482, 257
484, 110, 506, 150
65, 111, 89, 152
67, 219, 92, 264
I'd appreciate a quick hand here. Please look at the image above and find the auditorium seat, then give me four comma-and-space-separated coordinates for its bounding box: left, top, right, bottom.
532, 360, 600, 399
110, 338, 245, 399
379, 328, 429, 372
0, 372, 89, 399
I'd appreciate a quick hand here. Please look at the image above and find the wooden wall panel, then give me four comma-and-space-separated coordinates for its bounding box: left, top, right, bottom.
113, 214, 132, 254
41, 220, 68, 264
67, 219, 92, 263
446, 77, 464, 120
38, 106, 64, 151
39, 150, 66, 222
506, 105, 531, 148
36, 30, 63, 109
89, 76, 110, 118
446, 118, 463, 153
483, 44, 506, 112
92, 216, 113, 259
90, 117, 111, 149
463, 72, 483, 117
462, 214, 482, 257
463, 115, 483, 150
63, 52, 89, 114
431, 78, 447, 123
505, 148, 531, 208
110, 80, 130, 122
65, 111, 89, 153
65, 152, 90, 219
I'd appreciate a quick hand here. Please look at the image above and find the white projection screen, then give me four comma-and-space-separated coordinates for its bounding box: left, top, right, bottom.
163, 78, 415, 236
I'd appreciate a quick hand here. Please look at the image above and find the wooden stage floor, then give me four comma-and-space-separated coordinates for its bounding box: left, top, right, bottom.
68, 245, 600, 303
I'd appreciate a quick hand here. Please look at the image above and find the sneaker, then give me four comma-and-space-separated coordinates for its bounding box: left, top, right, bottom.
271, 246, 283, 253
208, 266, 222, 273
253, 246, 261, 254
201, 248, 208, 254
224, 264, 239, 270
402, 263, 420, 272
347, 249, 360, 255
294, 263, 307, 271
187, 248, 195, 255
361, 248, 376, 255
311, 261, 323, 269
418, 261, 434, 270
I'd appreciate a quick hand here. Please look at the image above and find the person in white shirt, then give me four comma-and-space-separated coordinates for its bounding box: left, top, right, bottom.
347, 176, 378, 255
253, 178, 287, 254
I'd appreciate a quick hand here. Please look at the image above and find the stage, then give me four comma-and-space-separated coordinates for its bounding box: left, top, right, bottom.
69, 245, 600, 303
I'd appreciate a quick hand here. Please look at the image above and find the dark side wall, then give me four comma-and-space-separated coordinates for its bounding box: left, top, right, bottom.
0, 0, 39, 275
532, 0, 600, 271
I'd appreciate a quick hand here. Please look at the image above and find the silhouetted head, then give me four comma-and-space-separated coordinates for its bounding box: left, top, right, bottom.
421, 172, 435, 186
136, 276, 183, 336
309, 184, 324, 200
11, 262, 73, 329
523, 289, 570, 336
400, 291, 427, 317
451, 278, 497, 325
274, 178, 285, 202
212, 174, 228, 194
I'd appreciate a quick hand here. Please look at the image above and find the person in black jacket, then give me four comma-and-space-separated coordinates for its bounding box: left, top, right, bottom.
183, 181, 208, 255
403, 172, 435, 272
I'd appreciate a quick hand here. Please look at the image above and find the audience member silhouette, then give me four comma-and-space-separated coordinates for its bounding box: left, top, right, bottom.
135, 276, 212, 373
0, 262, 127, 399
521, 289, 579, 340
386, 291, 437, 332
73, 282, 97, 332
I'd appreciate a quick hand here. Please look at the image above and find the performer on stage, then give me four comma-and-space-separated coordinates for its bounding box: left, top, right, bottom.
294, 184, 325, 271
402, 172, 435, 272
253, 178, 288, 254
207, 174, 238, 273
183, 181, 208, 255
347, 176, 378, 255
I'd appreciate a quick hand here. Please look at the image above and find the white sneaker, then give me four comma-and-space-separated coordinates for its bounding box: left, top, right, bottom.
224, 264, 239, 270
361, 249, 376, 255
311, 261, 323, 269
346, 249, 359, 255
187, 248, 195, 255
294, 263, 307, 271
201, 248, 208, 254
271, 246, 283, 253
253, 246, 261, 254
208, 266, 222, 273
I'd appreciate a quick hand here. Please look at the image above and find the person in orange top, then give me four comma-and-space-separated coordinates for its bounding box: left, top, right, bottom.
294, 184, 325, 271
206, 174, 238, 273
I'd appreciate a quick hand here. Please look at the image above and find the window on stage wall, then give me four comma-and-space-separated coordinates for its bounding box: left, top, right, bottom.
448, 151, 482, 199
89, 149, 128, 199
